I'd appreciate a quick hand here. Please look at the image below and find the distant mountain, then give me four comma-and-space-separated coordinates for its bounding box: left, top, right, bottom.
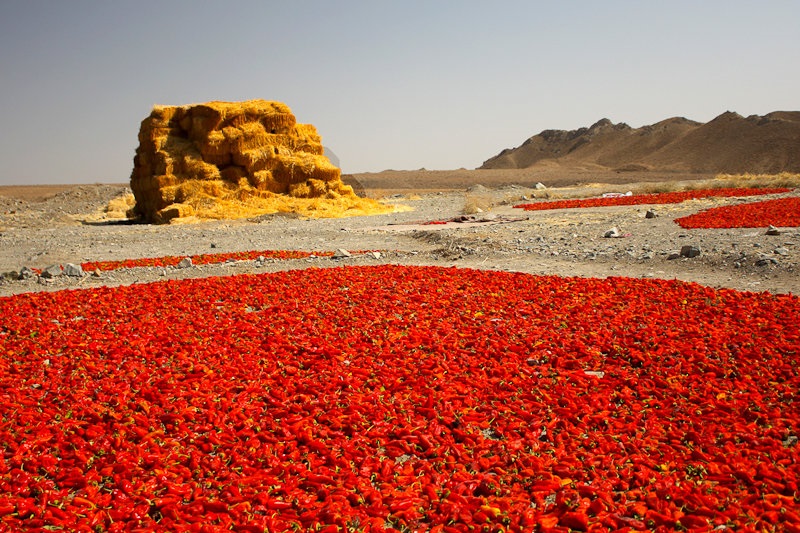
480, 111, 800, 174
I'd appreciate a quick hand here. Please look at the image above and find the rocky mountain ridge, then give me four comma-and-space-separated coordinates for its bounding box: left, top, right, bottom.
481, 111, 800, 174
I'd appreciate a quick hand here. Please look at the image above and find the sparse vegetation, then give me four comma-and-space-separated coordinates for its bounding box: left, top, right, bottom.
711, 172, 800, 189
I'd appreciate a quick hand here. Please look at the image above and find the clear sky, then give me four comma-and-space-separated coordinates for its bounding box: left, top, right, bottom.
1, 1, 798, 185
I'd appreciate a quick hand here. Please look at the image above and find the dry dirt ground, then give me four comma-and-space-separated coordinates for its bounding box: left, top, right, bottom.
0, 172, 797, 297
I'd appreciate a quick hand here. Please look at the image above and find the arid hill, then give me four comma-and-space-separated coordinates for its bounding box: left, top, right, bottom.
481, 111, 800, 174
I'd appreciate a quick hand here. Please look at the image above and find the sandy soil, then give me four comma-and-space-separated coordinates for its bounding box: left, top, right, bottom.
0, 172, 797, 297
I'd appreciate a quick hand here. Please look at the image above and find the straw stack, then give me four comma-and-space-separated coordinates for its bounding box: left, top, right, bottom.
130, 100, 351, 223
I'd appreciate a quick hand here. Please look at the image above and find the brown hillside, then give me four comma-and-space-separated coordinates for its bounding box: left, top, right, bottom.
481, 111, 800, 173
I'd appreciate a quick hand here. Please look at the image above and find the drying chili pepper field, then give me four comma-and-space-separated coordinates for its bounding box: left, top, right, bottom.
676, 197, 800, 229
1, 265, 799, 532
80, 250, 333, 272
512, 188, 790, 212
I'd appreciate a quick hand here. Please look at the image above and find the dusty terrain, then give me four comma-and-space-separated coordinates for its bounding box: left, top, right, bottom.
0, 171, 797, 297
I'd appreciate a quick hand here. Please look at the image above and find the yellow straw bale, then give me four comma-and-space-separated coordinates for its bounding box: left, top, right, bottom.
197, 130, 232, 166
272, 153, 341, 184
130, 99, 395, 223
291, 124, 325, 155
232, 149, 275, 173
179, 156, 221, 181
154, 203, 195, 224
250, 170, 286, 193
230, 122, 270, 152
220, 166, 247, 183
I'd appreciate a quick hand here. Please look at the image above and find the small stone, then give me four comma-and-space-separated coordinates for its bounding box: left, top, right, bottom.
680, 245, 701, 258
210, 243, 217, 248
177, 257, 193, 268
18, 266, 36, 280
756, 257, 778, 267
641, 251, 655, 260
766, 225, 781, 236
535, 182, 547, 190
604, 227, 621, 238
667, 252, 681, 260
774, 247, 789, 256
333, 248, 351, 259
63, 263, 84, 277
370, 251, 382, 259
41, 265, 63, 279
645, 209, 657, 219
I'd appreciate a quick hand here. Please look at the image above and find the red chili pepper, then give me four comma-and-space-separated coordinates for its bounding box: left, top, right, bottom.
560, 511, 589, 531
266, 500, 293, 510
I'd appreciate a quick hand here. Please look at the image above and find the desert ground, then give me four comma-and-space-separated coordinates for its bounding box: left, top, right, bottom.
0, 170, 797, 297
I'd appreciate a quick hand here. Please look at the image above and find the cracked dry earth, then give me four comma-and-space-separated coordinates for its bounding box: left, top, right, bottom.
0, 184, 797, 297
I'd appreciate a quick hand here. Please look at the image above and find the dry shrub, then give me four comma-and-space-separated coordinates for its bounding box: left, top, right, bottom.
711, 172, 800, 189
636, 182, 682, 194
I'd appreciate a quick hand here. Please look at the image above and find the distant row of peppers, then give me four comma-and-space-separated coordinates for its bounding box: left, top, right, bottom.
512, 187, 799, 229
79, 250, 375, 272
675, 196, 800, 228
512, 187, 791, 212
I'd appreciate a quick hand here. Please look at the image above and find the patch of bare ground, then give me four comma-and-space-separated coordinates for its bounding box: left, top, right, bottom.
0, 184, 89, 203
346, 169, 717, 197
0, 173, 797, 297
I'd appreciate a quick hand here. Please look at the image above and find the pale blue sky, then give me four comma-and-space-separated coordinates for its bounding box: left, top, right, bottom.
1, 1, 798, 184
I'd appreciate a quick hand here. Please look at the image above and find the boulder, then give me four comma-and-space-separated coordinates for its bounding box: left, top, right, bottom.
41, 265, 63, 279
680, 245, 701, 258
63, 263, 84, 277
18, 266, 36, 280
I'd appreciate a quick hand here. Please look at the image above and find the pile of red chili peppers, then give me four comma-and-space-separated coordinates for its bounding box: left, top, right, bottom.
1, 266, 798, 531
676, 197, 800, 229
